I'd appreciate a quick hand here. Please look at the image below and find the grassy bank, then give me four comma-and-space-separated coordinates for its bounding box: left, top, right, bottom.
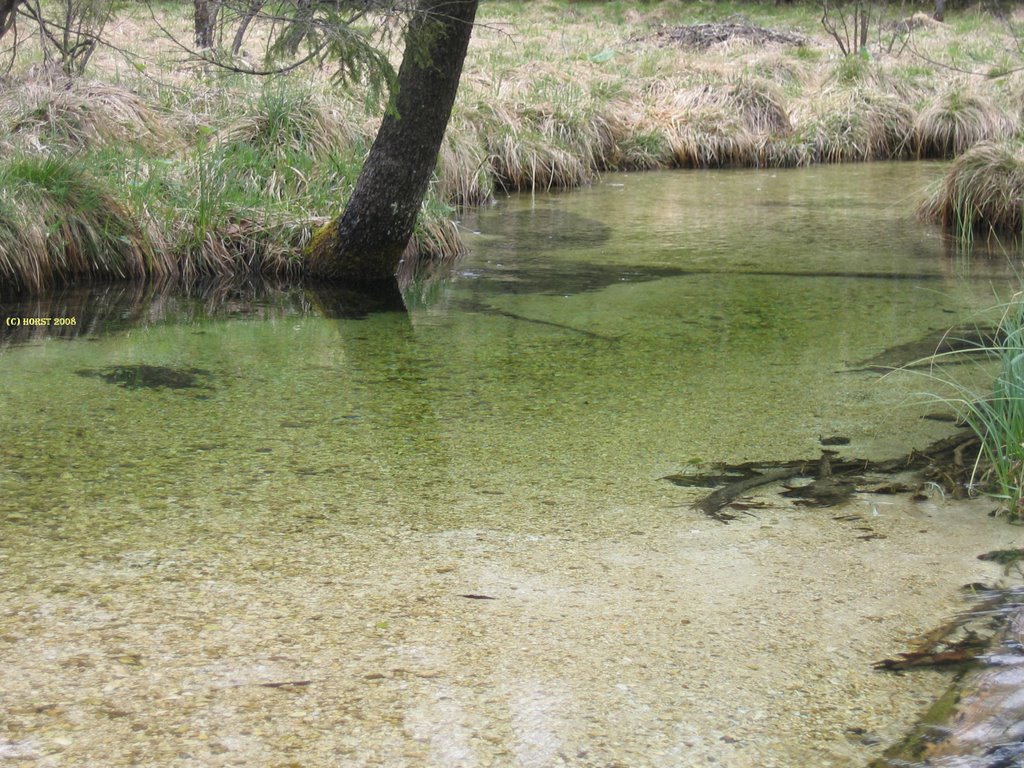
916, 294, 1024, 517
2, 1, 1024, 292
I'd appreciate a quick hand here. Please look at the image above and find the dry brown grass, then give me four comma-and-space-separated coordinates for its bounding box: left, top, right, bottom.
914, 87, 1017, 159
0, 66, 178, 155
918, 140, 1024, 237
3, 0, 1024, 291
212, 89, 366, 159
647, 102, 757, 168
0, 157, 162, 293
479, 102, 597, 192
791, 87, 915, 163
437, 112, 494, 207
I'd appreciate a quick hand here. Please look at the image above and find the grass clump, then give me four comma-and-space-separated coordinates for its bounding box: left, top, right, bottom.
634, 77, 790, 169
603, 112, 674, 171
0, 68, 176, 155
213, 87, 364, 160
472, 91, 611, 192
918, 140, 1024, 240
914, 87, 1016, 159
726, 77, 792, 136
0, 156, 157, 293
920, 298, 1024, 518
662, 106, 758, 169
791, 87, 914, 164
437, 112, 494, 207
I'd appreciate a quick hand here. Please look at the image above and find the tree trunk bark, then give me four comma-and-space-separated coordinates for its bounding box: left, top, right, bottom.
231, 0, 264, 55
194, 0, 219, 49
0, 0, 20, 39
858, 2, 869, 52
304, 0, 479, 285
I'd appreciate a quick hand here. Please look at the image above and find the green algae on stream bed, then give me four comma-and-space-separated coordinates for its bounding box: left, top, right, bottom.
1, 162, 1023, 767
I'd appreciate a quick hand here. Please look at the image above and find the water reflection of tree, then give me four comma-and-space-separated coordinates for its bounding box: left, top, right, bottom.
320, 299, 459, 517
0, 271, 448, 348
0, 278, 320, 347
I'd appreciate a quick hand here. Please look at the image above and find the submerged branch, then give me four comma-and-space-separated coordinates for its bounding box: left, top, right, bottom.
872, 587, 1024, 766
666, 432, 981, 521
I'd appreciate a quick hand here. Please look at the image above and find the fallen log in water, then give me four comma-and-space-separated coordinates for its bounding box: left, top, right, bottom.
692, 466, 800, 521
872, 588, 1024, 767
663, 432, 980, 521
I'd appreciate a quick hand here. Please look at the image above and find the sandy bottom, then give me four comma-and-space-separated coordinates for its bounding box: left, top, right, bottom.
1, 491, 1021, 768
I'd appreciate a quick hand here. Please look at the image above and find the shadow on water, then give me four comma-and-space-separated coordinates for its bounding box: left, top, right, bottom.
75, 365, 214, 391
454, 261, 692, 298
303, 280, 408, 318
451, 260, 970, 302
454, 204, 685, 298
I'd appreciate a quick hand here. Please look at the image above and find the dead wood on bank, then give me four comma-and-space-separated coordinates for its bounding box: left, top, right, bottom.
636, 20, 807, 50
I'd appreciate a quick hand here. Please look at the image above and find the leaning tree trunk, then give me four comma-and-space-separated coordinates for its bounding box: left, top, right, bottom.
304, 0, 479, 285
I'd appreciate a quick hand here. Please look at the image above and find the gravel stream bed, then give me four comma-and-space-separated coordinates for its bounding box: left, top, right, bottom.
1, 492, 1018, 767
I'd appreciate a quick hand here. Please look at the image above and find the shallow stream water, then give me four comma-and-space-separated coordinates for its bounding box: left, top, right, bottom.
1, 163, 1022, 767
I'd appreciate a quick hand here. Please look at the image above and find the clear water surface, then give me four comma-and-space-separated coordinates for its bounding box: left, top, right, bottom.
0, 162, 1019, 768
